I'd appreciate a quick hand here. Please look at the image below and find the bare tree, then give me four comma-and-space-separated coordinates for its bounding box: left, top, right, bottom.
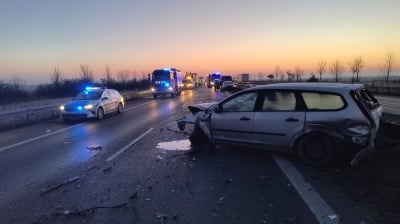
317, 60, 327, 81
257, 72, 263, 80
330, 59, 345, 83
348, 56, 364, 83
117, 69, 131, 85
382, 51, 396, 83
50, 67, 62, 98
104, 65, 114, 87
294, 65, 304, 81
79, 64, 94, 83
274, 65, 283, 81
9, 74, 24, 91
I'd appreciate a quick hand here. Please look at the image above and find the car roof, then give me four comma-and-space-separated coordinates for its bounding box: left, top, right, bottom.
249, 82, 364, 92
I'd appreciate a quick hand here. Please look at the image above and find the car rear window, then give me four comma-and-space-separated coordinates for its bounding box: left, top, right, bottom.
262, 91, 296, 111
301, 92, 345, 111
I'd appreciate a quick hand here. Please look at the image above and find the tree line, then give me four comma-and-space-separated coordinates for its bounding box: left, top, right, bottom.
253, 51, 397, 83
0, 64, 151, 105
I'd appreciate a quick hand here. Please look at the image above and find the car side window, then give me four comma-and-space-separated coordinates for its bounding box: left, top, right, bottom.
102, 91, 112, 100
221, 92, 257, 112
301, 92, 345, 110
262, 91, 296, 111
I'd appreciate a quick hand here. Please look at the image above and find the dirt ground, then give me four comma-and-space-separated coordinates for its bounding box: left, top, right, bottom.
325, 124, 400, 223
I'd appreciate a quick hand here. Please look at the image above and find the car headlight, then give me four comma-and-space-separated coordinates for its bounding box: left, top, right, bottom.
84, 104, 94, 110
151, 87, 155, 92
168, 87, 173, 91
60, 105, 65, 111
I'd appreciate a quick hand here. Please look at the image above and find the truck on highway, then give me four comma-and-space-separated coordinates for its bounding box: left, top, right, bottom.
207, 73, 222, 88
151, 68, 182, 98
183, 72, 197, 90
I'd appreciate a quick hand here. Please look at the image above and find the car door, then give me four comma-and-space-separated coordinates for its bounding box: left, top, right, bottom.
101, 90, 114, 113
210, 91, 259, 144
254, 90, 305, 150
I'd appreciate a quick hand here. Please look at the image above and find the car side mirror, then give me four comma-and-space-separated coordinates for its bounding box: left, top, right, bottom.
214, 105, 223, 113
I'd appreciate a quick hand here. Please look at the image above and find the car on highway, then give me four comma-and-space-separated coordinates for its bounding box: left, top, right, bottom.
59, 87, 125, 121
177, 83, 383, 166
221, 80, 234, 91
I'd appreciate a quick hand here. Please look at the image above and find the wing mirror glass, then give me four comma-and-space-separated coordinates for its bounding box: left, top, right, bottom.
214, 105, 223, 113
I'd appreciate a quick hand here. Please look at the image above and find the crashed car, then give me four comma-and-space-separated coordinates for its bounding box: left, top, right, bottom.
177, 83, 383, 166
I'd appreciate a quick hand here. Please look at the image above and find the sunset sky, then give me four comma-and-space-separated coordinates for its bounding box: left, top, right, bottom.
1, 0, 399, 84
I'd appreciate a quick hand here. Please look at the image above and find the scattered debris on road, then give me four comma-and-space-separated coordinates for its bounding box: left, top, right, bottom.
40, 176, 80, 195
87, 145, 102, 151
102, 167, 112, 173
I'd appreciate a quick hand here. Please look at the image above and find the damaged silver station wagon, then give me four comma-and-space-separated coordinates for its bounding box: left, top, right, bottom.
177, 83, 383, 166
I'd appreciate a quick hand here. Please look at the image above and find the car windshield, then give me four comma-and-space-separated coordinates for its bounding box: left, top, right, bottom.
152, 71, 171, 81
73, 90, 103, 100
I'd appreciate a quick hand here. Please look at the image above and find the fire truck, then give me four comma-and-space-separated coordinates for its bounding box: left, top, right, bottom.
206, 72, 221, 88
151, 68, 182, 98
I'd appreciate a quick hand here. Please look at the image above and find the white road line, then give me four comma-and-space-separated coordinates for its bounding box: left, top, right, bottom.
124, 101, 153, 112
0, 123, 86, 153
0, 101, 151, 154
273, 155, 340, 224
105, 128, 153, 162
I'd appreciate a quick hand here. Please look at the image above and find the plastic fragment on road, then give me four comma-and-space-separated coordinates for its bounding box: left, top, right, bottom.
155, 212, 168, 221
87, 145, 102, 151
224, 178, 233, 184
40, 176, 80, 195
102, 167, 112, 173
328, 214, 339, 220
129, 192, 138, 200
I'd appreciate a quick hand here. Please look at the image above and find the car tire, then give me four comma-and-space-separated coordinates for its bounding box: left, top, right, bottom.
171, 93, 175, 98
117, 103, 123, 114
189, 126, 208, 147
295, 133, 336, 166
97, 107, 104, 120
153, 94, 158, 99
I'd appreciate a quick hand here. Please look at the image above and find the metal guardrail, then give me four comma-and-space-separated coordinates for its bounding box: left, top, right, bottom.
0, 90, 153, 131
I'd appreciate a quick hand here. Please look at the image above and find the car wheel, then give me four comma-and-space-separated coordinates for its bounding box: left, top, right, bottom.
97, 107, 104, 120
117, 103, 123, 114
295, 133, 336, 166
171, 93, 175, 98
153, 94, 158, 99
189, 126, 208, 147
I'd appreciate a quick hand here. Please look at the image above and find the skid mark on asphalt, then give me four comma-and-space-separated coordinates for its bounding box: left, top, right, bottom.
273, 155, 340, 224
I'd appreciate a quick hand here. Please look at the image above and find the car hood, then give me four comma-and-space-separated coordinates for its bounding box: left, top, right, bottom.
64, 100, 96, 108
188, 102, 216, 114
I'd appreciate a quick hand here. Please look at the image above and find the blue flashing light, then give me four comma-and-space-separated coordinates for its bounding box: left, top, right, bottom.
85, 86, 101, 91
77, 106, 84, 111
164, 82, 170, 87
163, 68, 171, 71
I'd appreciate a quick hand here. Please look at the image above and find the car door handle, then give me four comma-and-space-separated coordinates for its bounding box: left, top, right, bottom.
240, 116, 251, 121
285, 117, 299, 122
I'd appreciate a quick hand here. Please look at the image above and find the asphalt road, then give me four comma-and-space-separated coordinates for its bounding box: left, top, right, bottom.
375, 95, 400, 115
0, 87, 384, 224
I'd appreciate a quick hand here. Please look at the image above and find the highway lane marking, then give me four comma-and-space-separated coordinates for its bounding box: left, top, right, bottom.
0, 123, 87, 153
0, 101, 152, 154
273, 155, 340, 224
105, 128, 154, 162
